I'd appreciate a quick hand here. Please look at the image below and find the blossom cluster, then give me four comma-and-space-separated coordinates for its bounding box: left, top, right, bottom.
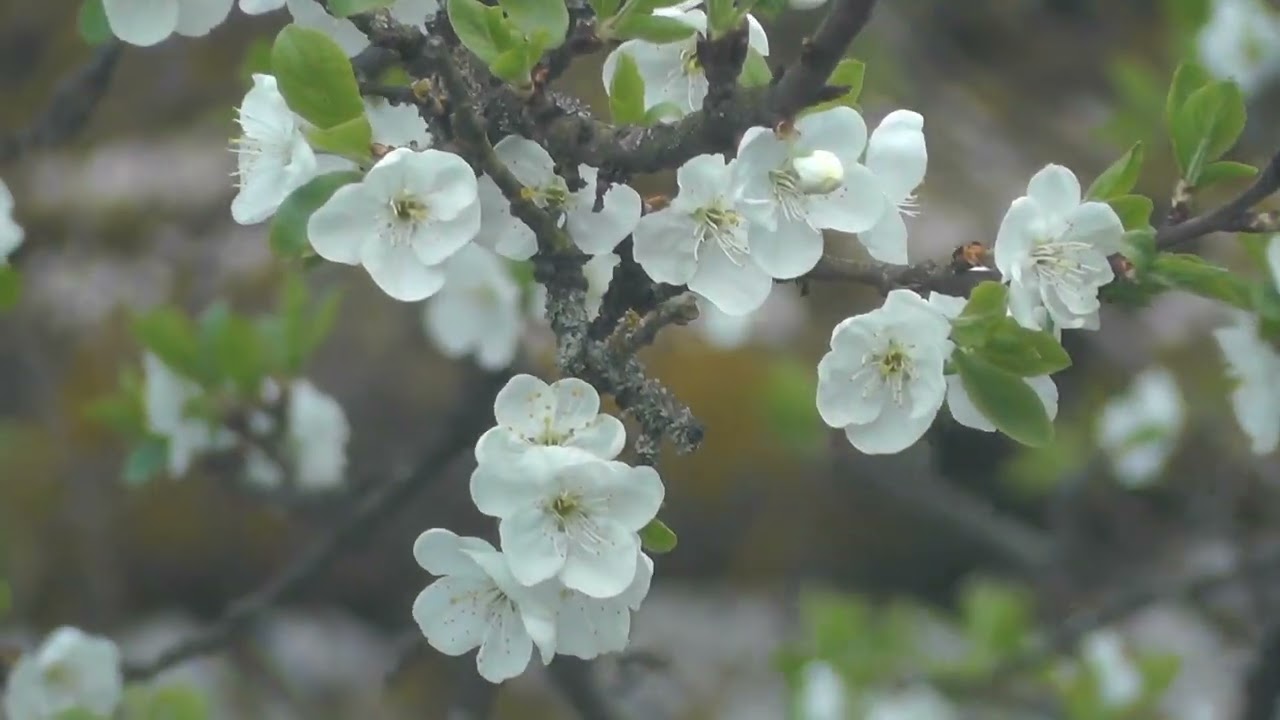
412, 375, 664, 682
3, 627, 124, 720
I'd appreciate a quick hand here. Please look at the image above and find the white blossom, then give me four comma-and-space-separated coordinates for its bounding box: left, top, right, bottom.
733, 107, 886, 276
103, 0, 233, 46
693, 284, 804, 350
1213, 311, 1280, 454
3, 627, 123, 720
632, 153, 773, 316
284, 379, 350, 490
796, 661, 847, 720
1197, 0, 1280, 95
470, 446, 664, 597
476, 135, 641, 259
858, 110, 929, 265
532, 252, 619, 324
474, 374, 626, 465
0, 178, 23, 263
423, 244, 524, 371
994, 164, 1124, 333
231, 74, 319, 225
1267, 234, 1280, 288
142, 353, 235, 477
308, 147, 481, 302
1096, 367, 1184, 487
365, 98, 433, 149
240, 0, 285, 14
601, 2, 770, 118
286, 0, 370, 56
864, 685, 957, 720
1082, 631, 1143, 708
411, 529, 557, 683
816, 289, 952, 454
553, 552, 653, 659
927, 293, 1059, 431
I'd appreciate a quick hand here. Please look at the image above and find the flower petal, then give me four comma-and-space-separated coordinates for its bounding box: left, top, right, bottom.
500, 507, 569, 586
748, 214, 824, 279
567, 179, 641, 255
565, 415, 626, 460
477, 175, 537, 260
1061, 201, 1124, 255
470, 457, 553, 518
632, 209, 700, 285
475, 605, 534, 683
1026, 164, 1081, 219
589, 463, 664, 530
493, 374, 553, 436
688, 244, 774, 316
804, 163, 885, 234
856, 204, 910, 265
561, 519, 640, 598
550, 378, 601, 433
413, 197, 481, 266
946, 375, 994, 431
412, 576, 492, 655
556, 592, 631, 659
306, 183, 374, 264
865, 110, 927, 203
359, 237, 446, 301
495, 135, 557, 188
993, 197, 1043, 277
795, 106, 868, 170
842, 391, 940, 454
104, 0, 179, 46
174, 0, 233, 37
413, 528, 492, 576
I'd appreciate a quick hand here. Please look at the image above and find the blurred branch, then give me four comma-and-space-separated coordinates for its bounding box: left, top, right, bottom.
123, 369, 507, 681
0, 40, 124, 166
548, 658, 620, 720
1156, 150, 1280, 250
1240, 623, 1280, 720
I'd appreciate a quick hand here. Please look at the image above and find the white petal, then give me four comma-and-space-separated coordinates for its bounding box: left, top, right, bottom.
492, 374, 554, 436
674, 153, 732, 210
412, 577, 492, 656
804, 163, 885, 234
365, 99, 432, 148
413, 528, 491, 576
565, 415, 626, 460
103, 0, 179, 46
241, 0, 285, 13
389, 0, 439, 25
561, 520, 640, 598
815, 358, 881, 429
856, 204, 910, 265
864, 110, 927, 203
413, 199, 481, 267
567, 180, 642, 255
745, 13, 770, 55
946, 374, 994, 431
688, 245, 773, 316
359, 238, 446, 301
632, 209, 700, 284
549, 378, 602, 434
795, 106, 868, 170
500, 507, 569, 586
174, 0, 233, 37
469, 459, 552, 518
475, 605, 535, 682
307, 184, 378, 265
495, 135, 557, 188
1061, 201, 1124, 255
748, 214, 823, 279
842, 392, 940, 454
993, 197, 1044, 277
735, 127, 789, 209
286, 0, 369, 56
1268, 235, 1280, 289
476, 175, 537, 260
576, 462, 664, 530
556, 592, 631, 659
1026, 164, 1082, 219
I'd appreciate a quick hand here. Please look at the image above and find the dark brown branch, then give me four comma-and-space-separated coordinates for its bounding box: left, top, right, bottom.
1241, 623, 1280, 720
123, 370, 507, 681
1156, 150, 1280, 250
0, 40, 124, 166
771, 0, 877, 118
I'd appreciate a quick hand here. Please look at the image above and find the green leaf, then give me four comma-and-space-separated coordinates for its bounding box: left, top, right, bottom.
238, 37, 275, 86
588, 0, 622, 19
270, 25, 366, 129
1120, 226, 1158, 272
54, 710, 101, 720
953, 351, 1054, 447
1198, 160, 1257, 187
737, 49, 771, 88
499, 0, 570, 48
490, 42, 536, 86
305, 115, 373, 160
449, 0, 513, 63
125, 435, 171, 486
958, 281, 1008, 324
134, 309, 205, 382
612, 13, 699, 43
804, 58, 865, 115
1108, 194, 1154, 231
959, 577, 1033, 659
1171, 81, 1246, 183
214, 315, 266, 394
608, 52, 647, 124
84, 370, 146, 436
1164, 62, 1211, 132
0, 265, 21, 311
1086, 142, 1144, 200
1150, 253, 1253, 308
979, 318, 1072, 377
639, 518, 678, 553
760, 357, 823, 457
141, 685, 209, 720
329, 0, 394, 16
278, 273, 342, 373
269, 171, 364, 259
643, 101, 684, 124
78, 0, 113, 45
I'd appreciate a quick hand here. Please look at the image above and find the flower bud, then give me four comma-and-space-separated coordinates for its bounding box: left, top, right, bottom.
793, 150, 844, 194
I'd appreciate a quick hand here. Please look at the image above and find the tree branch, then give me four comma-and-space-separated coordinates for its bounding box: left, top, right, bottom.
1156, 150, 1280, 250
0, 40, 124, 166
123, 370, 507, 681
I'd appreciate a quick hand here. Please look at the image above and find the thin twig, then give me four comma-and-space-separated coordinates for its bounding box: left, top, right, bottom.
123, 370, 507, 681
1156, 151, 1280, 250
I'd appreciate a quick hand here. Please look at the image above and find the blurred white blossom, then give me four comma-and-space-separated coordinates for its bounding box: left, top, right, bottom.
0, 177, 22, 263
1096, 367, 1185, 487
3, 627, 123, 720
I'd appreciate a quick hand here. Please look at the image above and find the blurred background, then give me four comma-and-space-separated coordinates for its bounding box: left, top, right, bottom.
2, 0, 1280, 717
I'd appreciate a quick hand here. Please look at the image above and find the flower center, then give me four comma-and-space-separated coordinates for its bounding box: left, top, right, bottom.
520, 180, 571, 212
40, 662, 74, 693
680, 46, 701, 77
1028, 240, 1096, 288
693, 203, 749, 264
383, 193, 430, 246
862, 339, 914, 405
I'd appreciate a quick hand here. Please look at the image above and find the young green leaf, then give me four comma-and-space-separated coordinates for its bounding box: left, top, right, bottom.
612, 13, 699, 43
640, 518, 678, 553
270, 25, 366, 129
139, 685, 211, 720
449, 0, 518, 63
1108, 194, 1154, 231
959, 281, 1009, 324
305, 115, 373, 160
0, 266, 20, 311
609, 52, 647, 124
953, 351, 1054, 447
269, 170, 364, 258
78, 0, 113, 45
1171, 81, 1246, 183
1085, 142, 1144, 200
1197, 160, 1257, 187
490, 43, 536, 86
643, 102, 684, 124
979, 319, 1072, 377
1150, 253, 1252, 308
134, 309, 205, 382
329, 0, 394, 16
125, 435, 171, 486
1164, 61, 1211, 131
499, 0, 571, 48
804, 58, 865, 115
588, 0, 622, 18
738, 49, 772, 88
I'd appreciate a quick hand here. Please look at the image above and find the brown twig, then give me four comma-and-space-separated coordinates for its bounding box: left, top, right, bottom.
1156, 151, 1280, 250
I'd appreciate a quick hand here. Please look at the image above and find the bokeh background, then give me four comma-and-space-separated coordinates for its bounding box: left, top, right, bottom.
2, 0, 1279, 717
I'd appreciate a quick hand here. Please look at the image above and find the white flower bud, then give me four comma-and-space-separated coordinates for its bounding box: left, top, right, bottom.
793, 150, 844, 194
